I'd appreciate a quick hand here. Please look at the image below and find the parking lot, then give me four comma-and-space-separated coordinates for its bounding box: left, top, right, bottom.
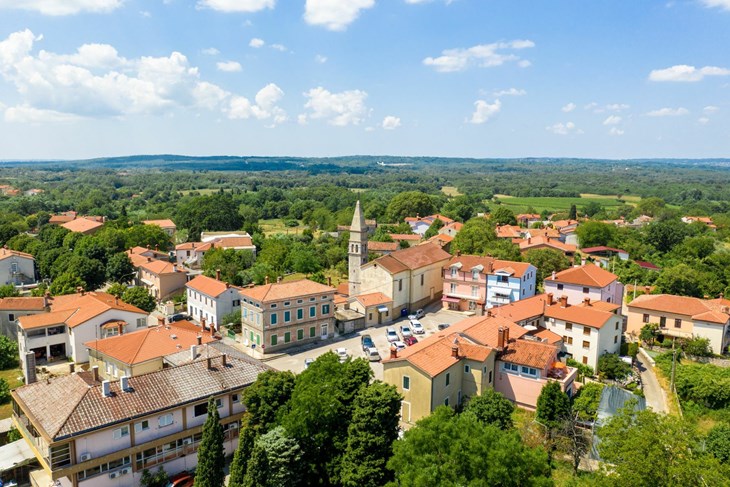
267, 304, 469, 380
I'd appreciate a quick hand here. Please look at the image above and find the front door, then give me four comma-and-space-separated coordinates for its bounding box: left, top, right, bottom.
401, 401, 411, 423
321, 324, 328, 339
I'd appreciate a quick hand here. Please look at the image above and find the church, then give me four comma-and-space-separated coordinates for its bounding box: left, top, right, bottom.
347, 201, 451, 322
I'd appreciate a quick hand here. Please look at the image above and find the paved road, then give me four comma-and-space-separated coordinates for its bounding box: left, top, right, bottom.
635, 352, 668, 413
267, 305, 468, 379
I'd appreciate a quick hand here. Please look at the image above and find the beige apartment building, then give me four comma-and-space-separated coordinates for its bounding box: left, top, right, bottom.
239, 278, 336, 353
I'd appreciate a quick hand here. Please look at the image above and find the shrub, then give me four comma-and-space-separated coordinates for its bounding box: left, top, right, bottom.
566, 358, 594, 378
597, 353, 631, 380
682, 336, 713, 357
0, 378, 10, 404
0, 335, 19, 370
571, 382, 604, 421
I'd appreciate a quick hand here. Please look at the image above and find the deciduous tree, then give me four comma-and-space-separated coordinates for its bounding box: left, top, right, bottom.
462, 388, 515, 430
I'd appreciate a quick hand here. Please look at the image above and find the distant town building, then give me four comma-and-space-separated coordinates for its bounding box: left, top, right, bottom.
544, 264, 623, 305
142, 219, 177, 236
0, 248, 37, 288
185, 275, 242, 330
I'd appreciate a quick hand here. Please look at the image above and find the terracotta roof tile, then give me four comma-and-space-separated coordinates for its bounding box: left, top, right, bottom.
143, 219, 176, 229
499, 339, 558, 369
0, 248, 34, 261
239, 279, 334, 303
495, 225, 523, 238
530, 327, 563, 345
370, 254, 409, 274
491, 294, 550, 323
517, 236, 576, 253
17, 309, 77, 330
61, 217, 104, 234
371, 242, 451, 272
628, 294, 730, 324
367, 241, 399, 252
389, 233, 422, 241
546, 264, 618, 288
355, 292, 392, 308
52, 292, 147, 328
544, 303, 614, 329
186, 275, 237, 298
385, 332, 492, 377
212, 237, 254, 248
336, 283, 349, 296
0, 297, 45, 311
443, 255, 533, 278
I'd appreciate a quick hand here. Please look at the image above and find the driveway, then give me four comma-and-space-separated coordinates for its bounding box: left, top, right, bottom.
267, 305, 468, 379
635, 352, 668, 413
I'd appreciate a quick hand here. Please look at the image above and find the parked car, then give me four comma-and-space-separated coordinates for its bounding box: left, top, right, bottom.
386, 327, 399, 342
437, 323, 451, 331
404, 336, 418, 346
410, 320, 425, 334
167, 473, 195, 487
168, 313, 189, 323
361, 334, 374, 351
408, 309, 425, 320
400, 324, 413, 339
304, 358, 315, 369
335, 347, 349, 363
393, 340, 407, 352
364, 347, 381, 362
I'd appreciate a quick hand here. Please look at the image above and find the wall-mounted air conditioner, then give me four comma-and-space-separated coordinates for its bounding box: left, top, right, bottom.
182, 438, 192, 445
120, 467, 131, 475
228, 422, 239, 429
80, 453, 91, 462
109, 472, 119, 479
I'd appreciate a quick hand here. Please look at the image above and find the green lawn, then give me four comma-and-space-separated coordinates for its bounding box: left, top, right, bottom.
493, 194, 636, 214
441, 186, 462, 197
0, 367, 24, 419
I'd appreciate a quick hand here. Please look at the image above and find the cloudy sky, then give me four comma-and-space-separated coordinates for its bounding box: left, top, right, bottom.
0, 0, 728, 160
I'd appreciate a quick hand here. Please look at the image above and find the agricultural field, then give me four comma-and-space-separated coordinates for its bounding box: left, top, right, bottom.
260, 218, 311, 236
440, 186, 462, 197
493, 194, 637, 213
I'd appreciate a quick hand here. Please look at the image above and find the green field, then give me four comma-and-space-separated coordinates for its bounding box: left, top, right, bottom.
441, 186, 462, 197
0, 367, 23, 419
493, 194, 636, 213
260, 218, 311, 236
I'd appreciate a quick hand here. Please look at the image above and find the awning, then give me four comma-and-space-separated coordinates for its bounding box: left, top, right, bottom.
377, 306, 389, 313
0, 439, 36, 472
441, 296, 460, 303
523, 325, 538, 331
494, 292, 511, 298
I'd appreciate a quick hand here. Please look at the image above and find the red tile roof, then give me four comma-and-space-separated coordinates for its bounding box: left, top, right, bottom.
18, 292, 147, 330
491, 294, 550, 323
499, 339, 558, 369
544, 302, 615, 329
368, 241, 399, 252
143, 219, 176, 229
61, 217, 104, 234
385, 332, 493, 377
530, 327, 563, 345
355, 292, 392, 308
581, 246, 627, 254
186, 275, 237, 298
546, 264, 618, 288
516, 236, 576, 254
0, 248, 34, 261
239, 278, 334, 303
0, 297, 45, 311
443, 255, 533, 278
365, 242, 451, 275
628, 294, 730, 324
389, 233, 422, 241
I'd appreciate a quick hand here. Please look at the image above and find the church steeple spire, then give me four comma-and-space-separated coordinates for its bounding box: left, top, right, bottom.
348, 201, 367, 297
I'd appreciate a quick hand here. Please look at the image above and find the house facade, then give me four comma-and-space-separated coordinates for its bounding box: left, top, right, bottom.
186, 275, 241, 330
544, 264, 624, 305
0, 248, 37, 288
127, 248, 188, 301
626, 294, 730, 354
142, 219, 177, 236
405, 214, 455, 237
17, 292, 149, 366
360, 243, 451, 316
349, 292, 393, 327
0, 297, 46, 338
11, 354, 269, 487
239, 279, 335, 353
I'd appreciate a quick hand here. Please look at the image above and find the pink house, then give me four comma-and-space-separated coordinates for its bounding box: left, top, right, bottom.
543, 264, 624, 305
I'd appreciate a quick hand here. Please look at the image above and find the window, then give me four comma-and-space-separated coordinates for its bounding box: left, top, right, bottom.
113, 425, 130, 439
398, 280, 403, 292
297, 309, 303, 320
521, 366, 538, 378
464, 364, 471, 373
284, 311, 291, 323
615, 322, 619, 330
297, 329, 303, 340
659, 316, 666, 328
270, 303, 277, 309
284, 332, 291, 343
309, 326, 316, 338
322, 295, 329, 300
135, 420, 149, 433
271, 335, 278, 346
450, 283, 457, 294
642, 313, 650, 323
583, 327, 591, 336
472, 270, 479, 281
582, 356, 588, 365
488, 370, 493, 383
502, 362, 519, 373
158, 414, 173, 427
322, 304, 330, 315
194, 403, 208, 417
567, 336, 573, 345
583, 287, 589, 294
368, 313, 373, 320
450, 267, 458, 277
232, 394, 241, 403
444, 398, 449, 406
232, 300, 240, 307
215, 398, 223, 408
497, 275, 509, 284
403, 376, 410, 390
284, 301, 290, 306
8, 313, 14, 322
310, 297, 316, 302
674, 318, 682, 328
614, 335, 618, 344
420, 274, 424, 286
557, 283, 564, 290
136, 318, 145, 328
309, 306, 316, 318
445, 373, 450, 386
583, 340, 590, 349
270, 313, 278, 325
565, 322, 573, 330
297, 299, 303, 304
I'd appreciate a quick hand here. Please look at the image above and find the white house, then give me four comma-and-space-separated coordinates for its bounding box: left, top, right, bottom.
544, 264, 624, 305
186, 275, 242, 330
0, 296, 46, 339
0, 248, 36, 288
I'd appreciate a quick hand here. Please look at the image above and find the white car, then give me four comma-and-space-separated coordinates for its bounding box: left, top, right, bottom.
334, 347, 349, 363
386, 327, 399, 342
400, 324, 413, 339
408, 309, 425, 320
364, 347, 381, 362
410, 320, 425, 334
392, 341, 407, 352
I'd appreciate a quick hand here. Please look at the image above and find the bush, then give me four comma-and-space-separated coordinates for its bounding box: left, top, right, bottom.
566, 358, 594, 378
656, 354, 730, 410
627, 342, 639, 359
0, 378, 10, 404
682, 336, 713, 357
0, 335, 19, 370
571, 382, 604, 421
597, 353, 631, 380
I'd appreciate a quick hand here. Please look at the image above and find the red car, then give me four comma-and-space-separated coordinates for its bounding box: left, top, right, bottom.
404, 336, 418, 346
167, 472, 194, 487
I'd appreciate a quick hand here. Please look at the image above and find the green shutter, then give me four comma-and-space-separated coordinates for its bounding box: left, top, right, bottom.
271, 335, 277, 346
297, 329, 304, 340
309, 327, 316, 337
284, 332, 291, 343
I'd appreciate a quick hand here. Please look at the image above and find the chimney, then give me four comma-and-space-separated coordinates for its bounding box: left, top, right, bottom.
201, 317, 206, 330
720, 292, 725, 300
644, 285, 651, 294
277, 276, 282, 283
92, 365, 99, 382
390, 346, 398, 359
327, 276, 332, 286
451, 344, 459, 358
497, 327, 505, 350
211, 324, 216, 336
120, 375, 130, 392
147, 257, 152, 262
547, 293, 554, 305
551, 271, 556, 280
581, 258, 586, 267
115, 297, 119, 306
456, 249, 461, 257
486, 309, 493, 317
102, 380, 111, 397
155, 244, 159, 252
191, 344, 197, 361
197, 334, 202, 345
560, 295, 568, 308
216, 269, 221, 281
147, 244, 151, 250
207, 357, 212, 369
23, 352, 36, 385
117, 322, 124, 336
226, 282, 230, 289
527, 237, 531, 244
583, 297, 591, 306
265, 276, 270, 285
157, 316, 164, 327
487, 261, 493, 273
222, 353, 227, 367
69, 363, 75, 374
504, 326, 510, 345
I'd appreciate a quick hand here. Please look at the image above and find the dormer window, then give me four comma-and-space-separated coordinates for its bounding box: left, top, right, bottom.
450, 267, 458, 277
472, 270, 479, 281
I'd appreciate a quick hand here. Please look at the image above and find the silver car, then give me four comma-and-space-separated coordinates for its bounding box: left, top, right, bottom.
400, 324, 413, 339
364, 347, 381, 362
386, 327, 399, 342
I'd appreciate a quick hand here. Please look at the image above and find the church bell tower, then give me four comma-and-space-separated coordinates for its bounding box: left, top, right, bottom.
348, 200, 368, 297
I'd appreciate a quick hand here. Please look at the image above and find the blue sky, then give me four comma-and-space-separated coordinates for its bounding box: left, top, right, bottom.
0, 0, 728, 160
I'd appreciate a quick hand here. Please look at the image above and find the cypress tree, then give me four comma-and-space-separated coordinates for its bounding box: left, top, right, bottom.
228, 417, 256, 487
194, 398, 225, 487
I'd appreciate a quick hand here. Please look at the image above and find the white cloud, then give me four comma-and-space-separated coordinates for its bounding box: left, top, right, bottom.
271, 43, 287, 52
202, 47, 220, 56
4, 105, 83, 123
608, 127, 624, 136
216, 60, 242, 72
701, 0, 730, 11
0, 0, 122, 15
493, 87, 525, 96
315, 54, 328, 64
0, 29, 286, 126
140, 10, 151, 17
304, 0, 375, 31
562, 102, 576, 113
649, 64, 730, 82
698, 117, 710, 124
603, 115, 621, 125
704, 105, 719, 114
647, 107, 689, 117
423, 40, 535, 73
302, 86, 368, 126
197, 0, 275, 13
249, 38, 265, 48
469, 99, 501, 124
382, 115, 401, 130
517, 59, 531, 68
605, 103, 630, 112
297, 113, 308, 125
546, 121, 582, 135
